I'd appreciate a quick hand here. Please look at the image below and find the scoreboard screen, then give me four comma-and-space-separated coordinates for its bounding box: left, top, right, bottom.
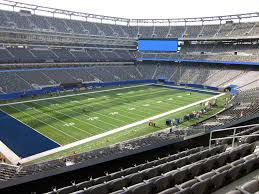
138, 39, 178, 52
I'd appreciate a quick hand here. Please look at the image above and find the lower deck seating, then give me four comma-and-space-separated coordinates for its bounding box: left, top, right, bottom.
44, 143, 259, 194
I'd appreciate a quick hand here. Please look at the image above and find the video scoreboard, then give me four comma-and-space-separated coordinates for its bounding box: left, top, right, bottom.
138, 39, 178, 52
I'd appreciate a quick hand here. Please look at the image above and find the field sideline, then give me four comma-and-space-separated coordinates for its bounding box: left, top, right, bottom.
0, 84, 225, 163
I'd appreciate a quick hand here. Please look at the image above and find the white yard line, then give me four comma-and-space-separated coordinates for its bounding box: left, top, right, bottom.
6, 106, 78, 142
19, 93, 225, 164
49, 98, 128, 126
0, 84, 150, 107
70, 88, 182, 118
29, 101, 104, 134
40, 87, 176, 123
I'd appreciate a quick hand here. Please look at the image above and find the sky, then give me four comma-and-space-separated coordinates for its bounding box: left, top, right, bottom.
2, 0, 259, 19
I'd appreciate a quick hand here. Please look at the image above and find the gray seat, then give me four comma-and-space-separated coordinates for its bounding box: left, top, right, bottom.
217, 152, 229, 166
227, 164, 243, 182
191, 179, 209, 194
226, 190, 243, 194
125, 166, 139, 175
176, 188, 191, 194
158, 187, 180, 194
70, 189, 89, 194
95, 175, 111, 185
143, 167, 160, 179
153, 175, 171, 193
174, 168, 189, 184
110, 189, 128, 194
57, 185, 77, 194
180, 179, 198, 189
86, 184, 109, 194
198, 171, 216, 181
244, 157, 259, 174
76, 180, 94, 190
128, 182, 153, 194
228, 149, 240, 162
175, 157, 187, 168
203, 157, 217, 172
188, 154, 200, 164
127, 173, 144, 185
241, 179, 259, 193
161, 161, 175, 173
111, 170, 125, 179
210, 171, 228, 191
232, 158, 245, 166
216, 164, 232, 173
140, 162, 154, 171
107, 177, 128, 192
189, 162, 203, 177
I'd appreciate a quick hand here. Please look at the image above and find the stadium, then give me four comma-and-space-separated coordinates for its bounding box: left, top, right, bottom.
0, 0, 258, 193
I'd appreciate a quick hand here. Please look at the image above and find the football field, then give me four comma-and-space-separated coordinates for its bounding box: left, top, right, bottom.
0, 84, 222, 162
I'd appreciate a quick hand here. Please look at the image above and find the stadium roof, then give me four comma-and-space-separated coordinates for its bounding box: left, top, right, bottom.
0, 0, 259, 25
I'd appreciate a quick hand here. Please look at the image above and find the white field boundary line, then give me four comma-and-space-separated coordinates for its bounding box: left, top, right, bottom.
19, 93, 226, 164
0, 141, 20, 164
156, 84, 222, 94
0, 84, 151, 107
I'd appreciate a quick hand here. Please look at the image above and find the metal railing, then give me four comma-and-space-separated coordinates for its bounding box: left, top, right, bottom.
209, 123, 259, 149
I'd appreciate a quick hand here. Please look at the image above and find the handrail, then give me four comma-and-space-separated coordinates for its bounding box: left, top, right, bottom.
209, 123, 259, 149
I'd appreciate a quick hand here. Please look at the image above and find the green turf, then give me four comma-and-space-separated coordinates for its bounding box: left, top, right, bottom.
28, 95, 226, 164
0, 84, 224, 163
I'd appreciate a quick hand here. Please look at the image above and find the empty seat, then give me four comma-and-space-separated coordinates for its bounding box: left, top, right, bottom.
57, 185, 77, 194
198, 171, 217, 181
189, 161, 203, 177
125, 166, 139, 175
227, 164, 243, 182
244, 157, 259, 174
86, 184, 109, 194
158, 187, 180, 194
95, 175, 111, 185
175, 188, 192, 194
241, 179, 259, 193
232, 158, 245, 166
188, 154, 201, 164
161, 161, 175, 173
210, 171, 228, 192
71, 189, 89, 194
175, 157, 187, 168
143, 167, 160, 179
203, 157, 217, 171
107, 177, 128, 192
217, 152, 229, 166
199, 149, 211, 159
179, 179, 198, 189
127, 173, 144, 185
191, 179, 209, 194
216, 165, 232, 173
128, 182, 153, 194
76, 180, 94, 190
174, 168, 189, 184
228, 149, 240, 162
153, 175, 171, 193
226, 190, 243, 194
